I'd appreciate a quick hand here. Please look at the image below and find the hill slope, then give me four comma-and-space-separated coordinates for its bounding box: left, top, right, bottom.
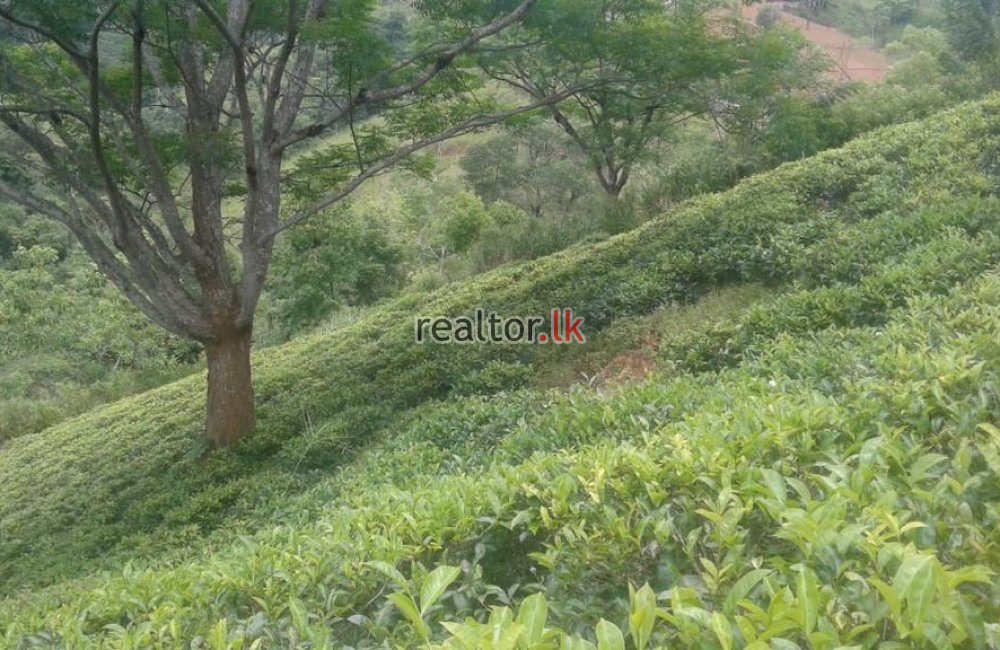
4, 215, 1000, 647
2, 98, 1000, 646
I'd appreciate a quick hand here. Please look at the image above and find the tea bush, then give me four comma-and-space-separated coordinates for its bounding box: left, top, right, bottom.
3, 97, 1000, 600
4, 260, 1000, 648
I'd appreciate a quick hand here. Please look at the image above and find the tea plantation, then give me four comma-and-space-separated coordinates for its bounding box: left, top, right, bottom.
3, 98, 1000, 648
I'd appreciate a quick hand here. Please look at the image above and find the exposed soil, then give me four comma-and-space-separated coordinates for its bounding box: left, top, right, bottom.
742, 4, 890, 83
598, 333, 659, 385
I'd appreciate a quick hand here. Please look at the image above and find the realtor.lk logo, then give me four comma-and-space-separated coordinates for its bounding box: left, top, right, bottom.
415, 308, 585, 344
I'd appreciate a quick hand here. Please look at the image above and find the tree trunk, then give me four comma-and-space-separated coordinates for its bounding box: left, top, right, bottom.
599, 177, 625, 198
596, 165, 628, 199
204, 327, 255, 446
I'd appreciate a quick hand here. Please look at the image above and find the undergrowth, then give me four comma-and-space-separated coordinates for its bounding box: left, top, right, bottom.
3, 97, 1000, 617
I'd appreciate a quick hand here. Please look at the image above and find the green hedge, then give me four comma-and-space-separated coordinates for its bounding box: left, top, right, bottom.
3, 96, 1000, 595
3, 239, 1000, 648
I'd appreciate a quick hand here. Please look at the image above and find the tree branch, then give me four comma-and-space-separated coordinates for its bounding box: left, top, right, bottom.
273, 83, 588, 236
276, 0, 539, 150
0, 105, 90, 126
262, 0, 302, 143
0, 6, 87, 60
191, 0, 241, 50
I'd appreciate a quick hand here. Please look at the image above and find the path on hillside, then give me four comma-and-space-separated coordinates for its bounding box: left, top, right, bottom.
741, 4, 890, 83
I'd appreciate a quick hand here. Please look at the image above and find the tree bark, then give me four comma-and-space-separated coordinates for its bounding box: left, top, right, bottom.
204, 327, 255, 446
597, 172, 626, 198
0, 0, 548, 448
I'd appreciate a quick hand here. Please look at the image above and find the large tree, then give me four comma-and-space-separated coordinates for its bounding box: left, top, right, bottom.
943, 0, 1000, 85
0, 0, 572, 445
480, 0, 734, 198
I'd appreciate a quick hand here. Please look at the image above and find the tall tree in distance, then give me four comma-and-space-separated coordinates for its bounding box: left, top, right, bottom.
943, 0, 1000, 85
480, 0, 734, 198
801, 0, 829, 28
0, 0, 573, 446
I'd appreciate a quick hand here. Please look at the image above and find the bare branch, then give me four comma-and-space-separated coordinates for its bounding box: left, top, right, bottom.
276, 0, 539, 150
191, 0, 241, 49
274, 83, 588, 236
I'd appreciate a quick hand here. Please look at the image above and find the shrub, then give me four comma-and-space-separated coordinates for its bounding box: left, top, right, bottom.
755, 5, 782, 28
2, 96, 1000, 595
5, 269, 1000, 647
263, 207, 406, 341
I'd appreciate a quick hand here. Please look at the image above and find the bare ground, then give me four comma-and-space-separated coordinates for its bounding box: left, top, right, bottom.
741, 4, 890, 84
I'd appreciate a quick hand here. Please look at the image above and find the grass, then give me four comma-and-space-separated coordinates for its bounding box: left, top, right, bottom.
3, 95, 1000, 647
530, 283, 778, 389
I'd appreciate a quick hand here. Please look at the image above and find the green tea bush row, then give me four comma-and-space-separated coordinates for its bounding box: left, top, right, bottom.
4, 268, 1000, 648
3, 97, 1000, 594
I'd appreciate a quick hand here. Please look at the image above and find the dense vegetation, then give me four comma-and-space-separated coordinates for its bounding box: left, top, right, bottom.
3, 95, 1000, 647
4, 1, 1000, 647
0, 208, 200, 442
0, 0, 987, 444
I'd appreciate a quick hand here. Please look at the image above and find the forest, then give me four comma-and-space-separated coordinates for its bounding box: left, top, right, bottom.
1, 0, 999, 647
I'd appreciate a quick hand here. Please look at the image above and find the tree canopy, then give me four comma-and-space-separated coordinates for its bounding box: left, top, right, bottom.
0, 0, 569, 443
481, 0, 736, 197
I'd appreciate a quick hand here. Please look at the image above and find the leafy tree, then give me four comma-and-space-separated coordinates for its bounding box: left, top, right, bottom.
756, 6, 783, 28
943, 0, 1000, 85
460, 124, 596, 218
264, 207, 404, 340
467, 198, 602, 271
856, 0, 917, 45
802, 0, 831, 26
0, 0, 568, 445
481, 0, 734, 198
441, 191, 492, 255
0, 245, 192, 367
884, 26, 963, 88
705, 24, 832, 153
377, 6, 411, 58
0, 244, 198, 441
0, 206, 69, 262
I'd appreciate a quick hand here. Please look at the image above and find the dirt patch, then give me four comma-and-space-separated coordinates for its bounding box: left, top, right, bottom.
598, 333, 659, 385
742, 4, 890, 83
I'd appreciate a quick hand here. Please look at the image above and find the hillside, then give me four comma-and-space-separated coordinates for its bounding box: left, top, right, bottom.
741, 4, 890, 83
2, 97, 1000, 647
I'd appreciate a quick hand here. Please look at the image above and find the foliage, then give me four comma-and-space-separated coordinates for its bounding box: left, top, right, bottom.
792, 0, 921, 45
481, 0, 735, 197
440, 192, 495, 255
1, 96, 1000, 604
706, 24, 835, 158
942, 0, 1000, 86
0, 208, 67, 262
632, 17, 981, 218
5, 219, 1000, 647
263, 207, 405, 341
3, 5, 1000, 646
755, 5, 782, 28
856, 0, 919, 45
824, 23, 977, 141
0, 0, 559, 443
460, 124, 600, 219
0, 246, 197, 441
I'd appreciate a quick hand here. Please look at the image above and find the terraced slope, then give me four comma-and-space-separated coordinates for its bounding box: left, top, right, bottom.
4, 208, 1000, 647
2, 96, 1000, 619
